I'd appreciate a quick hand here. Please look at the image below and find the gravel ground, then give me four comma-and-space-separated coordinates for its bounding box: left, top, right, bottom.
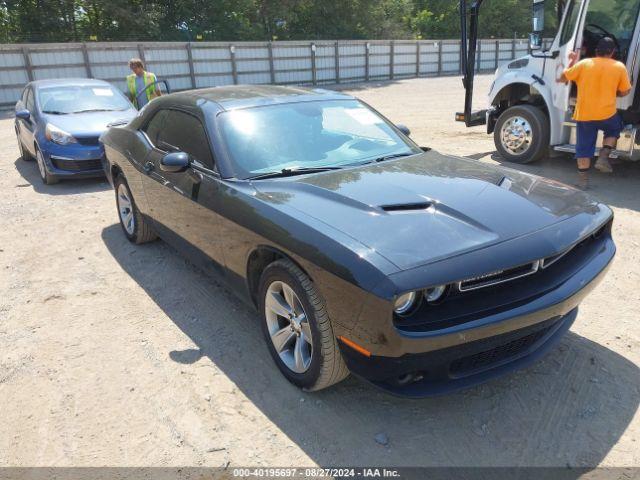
0, 75, 639, 470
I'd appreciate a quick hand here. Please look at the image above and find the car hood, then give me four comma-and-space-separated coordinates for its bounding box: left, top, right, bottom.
251, 151, 603, 271
42, 109, 137, 137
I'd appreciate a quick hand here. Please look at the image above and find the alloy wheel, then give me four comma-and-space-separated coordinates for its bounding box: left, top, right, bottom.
117, 182, 135, 236
264, 280, 313, 374
500, 116, 533, 156
36, 150, 47, 180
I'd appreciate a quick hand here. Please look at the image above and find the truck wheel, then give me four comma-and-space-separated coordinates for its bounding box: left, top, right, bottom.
494, 105, 550, 164
258, 259, 349, 392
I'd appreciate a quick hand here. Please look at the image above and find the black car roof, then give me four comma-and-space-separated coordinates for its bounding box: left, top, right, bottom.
180, 84, 354, 110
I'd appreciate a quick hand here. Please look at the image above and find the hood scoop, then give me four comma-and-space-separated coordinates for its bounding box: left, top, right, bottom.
380, 202, 432, 213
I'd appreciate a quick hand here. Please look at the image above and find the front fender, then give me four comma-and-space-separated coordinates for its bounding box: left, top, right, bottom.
488, 72, 565, 146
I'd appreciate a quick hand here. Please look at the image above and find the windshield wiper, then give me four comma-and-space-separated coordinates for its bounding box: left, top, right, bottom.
71, 108, 120, 114
372, 152, 416, 163
42, 110, 68, 115
248, 166, 343, 180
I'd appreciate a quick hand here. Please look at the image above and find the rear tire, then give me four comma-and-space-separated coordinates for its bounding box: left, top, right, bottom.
494, 105, 550, 164
258, 259, 349, 391
114, 175, 157, 244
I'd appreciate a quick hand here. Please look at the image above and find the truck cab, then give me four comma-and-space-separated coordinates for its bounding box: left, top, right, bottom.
466, 0, 640, 164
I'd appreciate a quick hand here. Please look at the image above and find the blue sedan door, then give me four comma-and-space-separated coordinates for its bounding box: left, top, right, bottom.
17, 87, 37, 157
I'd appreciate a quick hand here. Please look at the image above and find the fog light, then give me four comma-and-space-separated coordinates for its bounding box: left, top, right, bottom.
394, 291, 418, 315
425, 285, 447, 303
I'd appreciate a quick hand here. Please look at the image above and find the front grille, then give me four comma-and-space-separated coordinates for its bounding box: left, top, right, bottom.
52, 158, 103, 171
76, 136, 100, 146
458, 261, 540, 291
394, 220, 612, 333
450, 324, 553, 375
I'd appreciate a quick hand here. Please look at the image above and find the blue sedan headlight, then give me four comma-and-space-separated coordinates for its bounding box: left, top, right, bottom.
45, 123, 77, 145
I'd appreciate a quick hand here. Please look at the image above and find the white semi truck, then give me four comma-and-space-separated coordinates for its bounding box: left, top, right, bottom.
457, 0, 640, 163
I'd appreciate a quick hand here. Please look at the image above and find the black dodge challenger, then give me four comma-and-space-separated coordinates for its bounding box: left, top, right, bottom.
101, 85, 615, 397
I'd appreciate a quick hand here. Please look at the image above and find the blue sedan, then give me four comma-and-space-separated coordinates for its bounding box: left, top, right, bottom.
14, 78, 138, 185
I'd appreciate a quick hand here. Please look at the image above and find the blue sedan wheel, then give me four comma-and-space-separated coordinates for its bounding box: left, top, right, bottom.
35, 148, 58, 185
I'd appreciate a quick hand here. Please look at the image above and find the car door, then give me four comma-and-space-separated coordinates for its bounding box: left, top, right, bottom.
140, 107, 226, 274
17, 87, 37, 157
543, 0, 590, 114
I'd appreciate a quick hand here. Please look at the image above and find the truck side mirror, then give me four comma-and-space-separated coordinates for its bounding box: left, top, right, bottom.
530, 0, 545, 50
529, 32, 543, 51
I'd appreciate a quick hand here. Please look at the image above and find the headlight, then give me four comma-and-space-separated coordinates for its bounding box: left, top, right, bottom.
45, 123, 77, 145
394, 291, 419, 315
425, 285, 447, 303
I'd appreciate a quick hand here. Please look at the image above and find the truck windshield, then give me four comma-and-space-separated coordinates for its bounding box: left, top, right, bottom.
584, 0, 640, 61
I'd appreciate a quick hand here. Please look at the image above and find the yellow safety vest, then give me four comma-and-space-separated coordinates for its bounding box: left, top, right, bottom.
127, 71, 158, 109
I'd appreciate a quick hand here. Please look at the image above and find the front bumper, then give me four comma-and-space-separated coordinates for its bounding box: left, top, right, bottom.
340, 236, 614, 397
41, 140, 105, 179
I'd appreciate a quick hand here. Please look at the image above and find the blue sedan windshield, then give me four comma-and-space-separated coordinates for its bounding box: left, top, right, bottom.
38, 85, 132, 114
219, 100, 419, 179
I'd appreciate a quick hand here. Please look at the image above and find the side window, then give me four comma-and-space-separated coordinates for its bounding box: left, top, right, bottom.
25, 88, 35, 112
560, 0, 580, 46
157, 110, 214, 170
143, 109, 168, 146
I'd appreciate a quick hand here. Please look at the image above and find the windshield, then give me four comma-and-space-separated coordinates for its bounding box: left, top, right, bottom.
218, 100, 420, 179
585, 0, 640, 61
38, 84, 132, 114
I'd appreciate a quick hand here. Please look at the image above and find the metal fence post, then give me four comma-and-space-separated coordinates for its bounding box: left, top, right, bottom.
389, 40, 394, 80
459, 40, 463, 74
511, 38, 516, 59
186, 42, 196, 88
476, 40, 481, 72
415, 41, 420, 77
437, 41, 443, 76
310, 42, 317, 85
22, 46, 34, 81
334, 41, 340, 84
268, 41, 275, 84
365, 42, 370, 82
81, 43, 92, 78
230, 44, 238, 84
137, 43, 146, 64
494, 40, 499, 70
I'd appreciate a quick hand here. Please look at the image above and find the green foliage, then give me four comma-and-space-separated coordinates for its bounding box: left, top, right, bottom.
1, 0, 540, 43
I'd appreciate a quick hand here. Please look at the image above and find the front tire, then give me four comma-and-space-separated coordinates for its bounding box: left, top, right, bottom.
16, 127, 33, 161
494, 105, 550, 164
114, 175, 157, 244
258, 259, 349, 391
35, 147, 58, 185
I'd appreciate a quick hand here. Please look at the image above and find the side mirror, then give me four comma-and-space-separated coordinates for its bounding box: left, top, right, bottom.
530, 0, 545, 50
529, 32, 543, 51
15, 109, 30, 120
160, 151, 190, 173
396, 124, 411, 136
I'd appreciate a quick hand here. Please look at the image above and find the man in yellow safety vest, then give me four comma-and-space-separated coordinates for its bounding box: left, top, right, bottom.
126, 58, 161, 109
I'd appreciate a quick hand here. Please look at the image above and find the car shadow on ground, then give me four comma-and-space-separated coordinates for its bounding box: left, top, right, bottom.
13, 157, 110, 195
102, 223, 639, 469
474, 151, 640, 213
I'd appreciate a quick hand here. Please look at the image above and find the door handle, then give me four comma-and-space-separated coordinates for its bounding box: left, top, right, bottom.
144, 161, 155, 173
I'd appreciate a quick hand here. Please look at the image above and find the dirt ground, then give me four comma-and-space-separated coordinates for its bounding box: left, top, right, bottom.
1, 75, 639, 470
